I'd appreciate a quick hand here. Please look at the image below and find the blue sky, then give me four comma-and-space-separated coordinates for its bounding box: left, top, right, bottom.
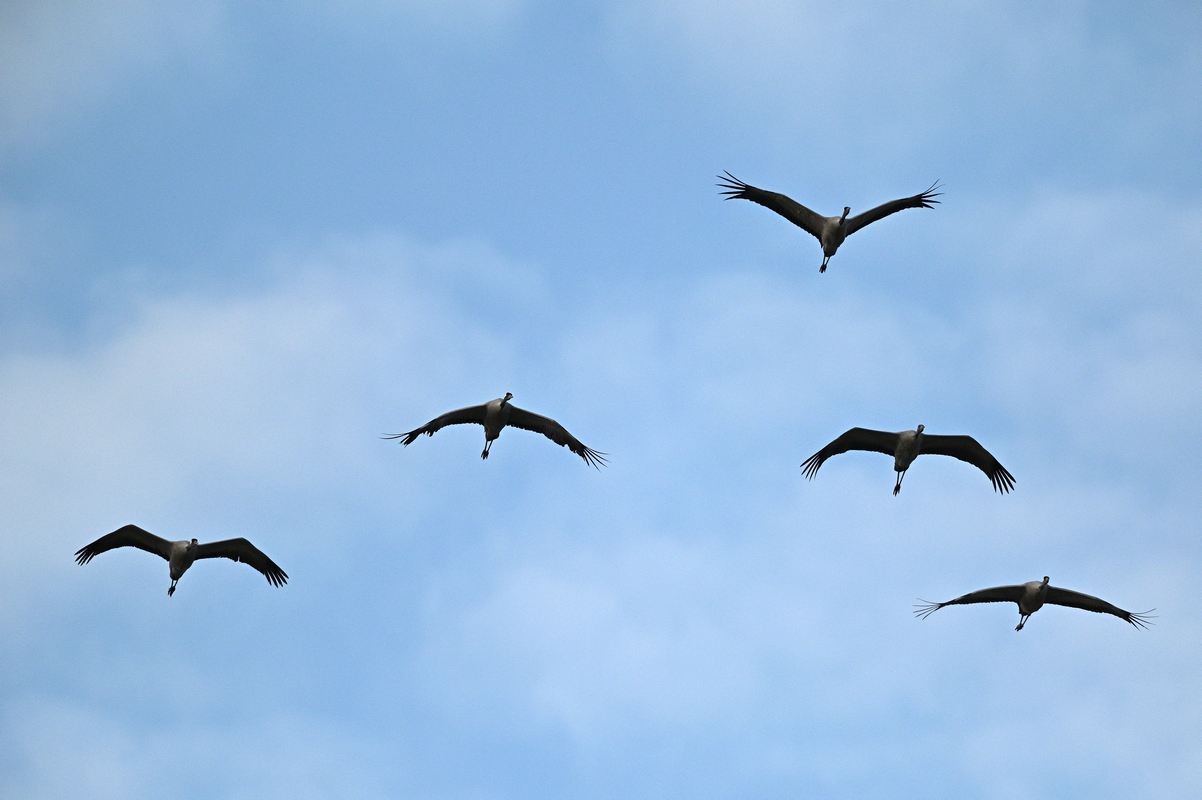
2, 2, 1201, 797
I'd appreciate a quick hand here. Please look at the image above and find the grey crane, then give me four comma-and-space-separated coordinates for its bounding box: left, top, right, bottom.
914, 576, 1154, 631
801, 424, 1014, 495
383, 392, 607, 468
75, 524, 288, 596
717, 172, 941, 272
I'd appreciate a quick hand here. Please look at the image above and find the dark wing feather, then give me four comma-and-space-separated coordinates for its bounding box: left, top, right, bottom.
1045, 586, 1155, 629
913, 584, 1025, 620
844, 182, 941, 237
716, 171, 827, 240
193, 538, 288, 588
381, 403, 490, 446
919, 433, 1015, 493
800, 427, 899, 480
505, 406, 607, 468
74, 524, 172, 565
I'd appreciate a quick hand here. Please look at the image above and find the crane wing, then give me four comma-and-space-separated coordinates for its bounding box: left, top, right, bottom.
919, 434, 1015, 493
800, 427, 898, 480
716, 171, 826, 240
844, 182, 941, 237
74, 524, 172, 565
1045, 586, 1154, 629
505, 406, 607, 468
382, 403, 490, 446
193, 538, 289, 588
913, 584, 1025, 619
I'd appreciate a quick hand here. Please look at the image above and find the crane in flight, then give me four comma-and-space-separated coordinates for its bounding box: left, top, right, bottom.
718, 171, 941, 272
384, 392, 607, 468
914, 576, 1154, 631
75, 524, 288, 597
801, 424, 1014, 495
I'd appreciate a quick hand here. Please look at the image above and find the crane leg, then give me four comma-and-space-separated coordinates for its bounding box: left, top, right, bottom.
481, 440, 491, 460
893, 470, 905, 496
819, 255, 830, 273
168, 581, 177, 597
1015, 615, 1027, 631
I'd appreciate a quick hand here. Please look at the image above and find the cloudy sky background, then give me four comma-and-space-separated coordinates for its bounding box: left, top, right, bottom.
2, 2, 1200, 797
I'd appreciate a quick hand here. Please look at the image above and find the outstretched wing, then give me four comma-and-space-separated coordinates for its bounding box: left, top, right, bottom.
919, 434, 1015, 493
801, 427, 899, 480
75, 524, 172, 565
193, 538, 289, 588
844, 182, 941, 237
1046, 586, 1154, 629
913, 584, 1025, 620
381, 403, 490, 446
505, 406, 607, 468
717, 171, 826, 240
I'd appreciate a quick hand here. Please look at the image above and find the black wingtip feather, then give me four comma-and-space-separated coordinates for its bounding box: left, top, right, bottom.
800, 454, 823, 480
1126, 609, 1156, 630
913, 599, 944, 620
716, 171, 752, 200
380, 431, 422, 446
578, 447, 608, 469
991, 466, 1017, 494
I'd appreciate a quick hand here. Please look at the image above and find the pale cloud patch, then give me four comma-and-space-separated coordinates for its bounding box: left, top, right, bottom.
0, 696, 404, 800
0, 200, 1199, 796
604, 3, 1031, 107
0, 200, 45, 282
398, 189, 1202, 791
418, 533, 787, 742
411, 467, 1198, 795
0, 233, 540, 622
298, 0, 531, 45
965, 190, 1202, 475
601, 2, 1201, 160
0, 1, 227, 148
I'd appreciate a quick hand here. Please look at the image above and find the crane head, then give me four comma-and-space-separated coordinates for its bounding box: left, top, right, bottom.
503, 391, 513, 403
916, 423, 925, 434
1042, 576, 1050, 584
841, 206, 851, 220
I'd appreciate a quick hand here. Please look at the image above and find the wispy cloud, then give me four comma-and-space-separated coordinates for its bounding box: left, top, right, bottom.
0, 214, 1198, 796
0, 233, 538, 613
0, 1, 226, 149
0, 696, 404, 799
602, 3, 1202, 181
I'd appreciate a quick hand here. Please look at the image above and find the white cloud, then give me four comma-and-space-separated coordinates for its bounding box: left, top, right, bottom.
0, 1, 226, 148
295, 0, 531, 49
0, 233, 539, 619
0, 200, 43, 283
602, 3, 1201, 169
0, 696, 404, 800
0, 204, 1199, 796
